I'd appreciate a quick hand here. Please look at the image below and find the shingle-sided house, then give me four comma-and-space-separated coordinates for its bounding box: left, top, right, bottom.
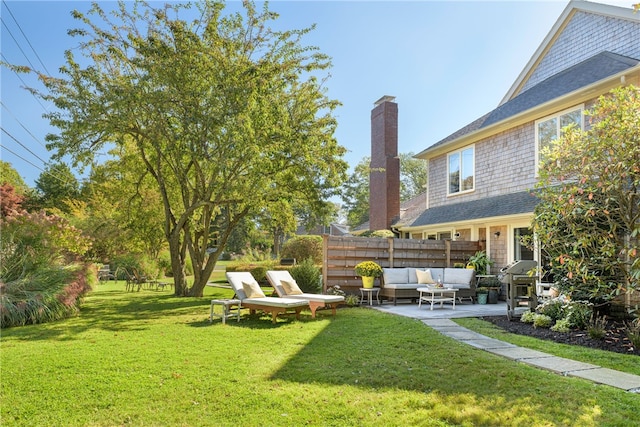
388, 0, 640, 274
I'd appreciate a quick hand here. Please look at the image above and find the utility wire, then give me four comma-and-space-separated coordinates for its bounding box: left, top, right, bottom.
2, 1, 52, 75
0, 101, 48, 149
0, 144, 44, 173
1, 17, 38, 72
1, 52, 50, 113
1, 127, 49, 165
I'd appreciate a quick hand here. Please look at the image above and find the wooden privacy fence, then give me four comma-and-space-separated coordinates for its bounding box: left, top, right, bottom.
322, 235, 481, 294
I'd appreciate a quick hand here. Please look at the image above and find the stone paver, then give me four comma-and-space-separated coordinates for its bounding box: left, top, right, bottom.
520, 356, 599, 374
568, 368, 640, 392
461, 338, 517, 350
487, 347, 554, 360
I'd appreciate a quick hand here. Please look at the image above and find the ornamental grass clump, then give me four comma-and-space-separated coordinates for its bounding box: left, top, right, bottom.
354, 261, 383, 277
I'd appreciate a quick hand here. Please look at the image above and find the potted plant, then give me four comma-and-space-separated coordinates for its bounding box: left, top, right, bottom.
476, 287, 489, 304
354, 261, 383, 288
482, 276, 502, 304
466, 251, 494, 275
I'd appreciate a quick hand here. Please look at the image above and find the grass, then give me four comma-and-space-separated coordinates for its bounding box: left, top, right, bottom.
1, 282, 639, 426
455, 317, 640, 377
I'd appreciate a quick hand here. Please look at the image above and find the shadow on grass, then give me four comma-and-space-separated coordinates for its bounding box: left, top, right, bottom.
2, 282, 223, 341
266, 308, 627, 426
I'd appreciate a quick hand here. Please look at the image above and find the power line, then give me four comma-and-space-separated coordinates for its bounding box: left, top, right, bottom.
0, 101, 48, 149
1, 127, 49, 165
0, 144, 44, 173
0, 17, 38, 72
2, 1, 52, 75
1, 52, 50, 113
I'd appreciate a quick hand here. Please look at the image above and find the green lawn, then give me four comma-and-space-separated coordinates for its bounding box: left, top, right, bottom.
1, 282, 638, 426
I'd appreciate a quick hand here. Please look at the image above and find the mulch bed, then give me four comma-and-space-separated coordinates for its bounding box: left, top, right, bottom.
480, 315, 640, 356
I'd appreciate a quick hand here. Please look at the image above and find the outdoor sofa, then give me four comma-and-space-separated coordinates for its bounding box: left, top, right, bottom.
380, 267, 476, 305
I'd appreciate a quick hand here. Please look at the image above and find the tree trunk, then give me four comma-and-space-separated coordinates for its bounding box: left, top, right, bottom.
168, 236, 187, 296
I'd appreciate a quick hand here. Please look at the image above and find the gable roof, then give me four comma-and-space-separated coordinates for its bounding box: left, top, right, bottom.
503, 0, 640, 103
421, 51, 639, 153
398, 191, 540, 228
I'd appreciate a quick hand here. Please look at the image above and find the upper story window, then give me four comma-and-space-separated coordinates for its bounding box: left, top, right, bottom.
536, 106, 583, 165
448, 146, 474, 195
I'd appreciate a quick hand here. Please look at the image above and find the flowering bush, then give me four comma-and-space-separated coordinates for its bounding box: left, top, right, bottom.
354, 261, 383, 278
1, 210, 91, 282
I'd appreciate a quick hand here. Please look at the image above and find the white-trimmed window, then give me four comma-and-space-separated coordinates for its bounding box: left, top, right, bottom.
535, 106, 583, 165
448, 146, 474, 195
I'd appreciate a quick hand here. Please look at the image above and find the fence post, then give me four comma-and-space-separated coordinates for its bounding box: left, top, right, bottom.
322, 234, 328, 291
445, 239, 451, 267
388, 237, 394, 268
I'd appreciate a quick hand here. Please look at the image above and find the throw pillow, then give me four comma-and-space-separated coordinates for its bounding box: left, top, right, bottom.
242, 281, 266, 298
416, 269, 435, 284
281, 280, 303, 295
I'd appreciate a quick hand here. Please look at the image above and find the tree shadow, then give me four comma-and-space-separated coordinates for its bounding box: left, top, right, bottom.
268, 308, 614, 426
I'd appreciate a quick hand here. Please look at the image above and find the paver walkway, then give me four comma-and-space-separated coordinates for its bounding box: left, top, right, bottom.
372, 302, 640, 393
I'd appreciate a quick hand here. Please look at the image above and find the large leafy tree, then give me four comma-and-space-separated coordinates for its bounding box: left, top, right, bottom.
28, 1, 347, 296
533, 85, 640, 305
33, 162, 81, 214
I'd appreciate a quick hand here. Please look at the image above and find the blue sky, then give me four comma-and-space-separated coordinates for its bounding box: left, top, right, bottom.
1, 0, 635, 189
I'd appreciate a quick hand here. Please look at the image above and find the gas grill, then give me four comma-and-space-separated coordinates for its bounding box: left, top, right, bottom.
498, 260, 538, 321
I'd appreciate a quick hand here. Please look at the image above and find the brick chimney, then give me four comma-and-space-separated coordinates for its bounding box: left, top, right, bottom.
369, 95, 400, 231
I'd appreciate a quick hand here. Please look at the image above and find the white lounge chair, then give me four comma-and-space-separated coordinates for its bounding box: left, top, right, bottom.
226, 272, 309, 324
266, 270, 344, 318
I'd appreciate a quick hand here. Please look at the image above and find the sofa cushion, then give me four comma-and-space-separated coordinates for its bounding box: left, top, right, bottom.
443, 268, 474, 285
407, 267, 421, 284
383, 283, 421, 290
383, 268, 409, 285
416, 269, 435, 284
427, 268, 444, 284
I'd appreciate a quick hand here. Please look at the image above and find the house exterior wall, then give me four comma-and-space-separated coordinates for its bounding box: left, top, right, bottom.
522, 10, 640, 93
427, 122, 537, 208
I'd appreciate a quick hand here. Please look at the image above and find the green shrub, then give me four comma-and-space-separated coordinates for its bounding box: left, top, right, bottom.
564, 301, 593, 329
157, 250, 172, 277
533, 314, 552, 328
111, 253, 161, 280
290, 258, 321, 293
280, 235, 323, 264
226, 261, 277, 286
551, 318, 571, 333
344, 294, 360, 306
536, 298, 565, 320
520, 310, 536, 323
359, 229, 394, 238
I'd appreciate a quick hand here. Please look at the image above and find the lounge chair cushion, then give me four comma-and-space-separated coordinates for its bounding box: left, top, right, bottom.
242, 281, 266, 298
281, 280, 303, 295
416, 269, 435, 284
